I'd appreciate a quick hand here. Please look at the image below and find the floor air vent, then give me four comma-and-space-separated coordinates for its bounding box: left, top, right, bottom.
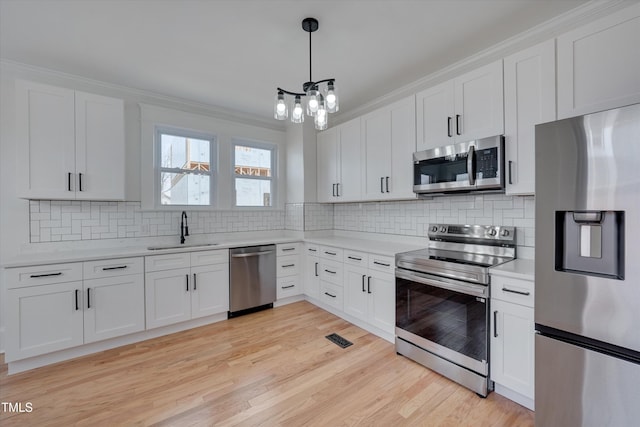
325, 333, 353, 348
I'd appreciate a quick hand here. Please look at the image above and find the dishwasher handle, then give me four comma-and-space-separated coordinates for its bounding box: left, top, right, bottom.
231, 250, 275, 258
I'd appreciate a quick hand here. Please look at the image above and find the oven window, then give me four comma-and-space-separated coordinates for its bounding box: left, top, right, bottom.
396, 277, 487, 362
414, 153, 469, 185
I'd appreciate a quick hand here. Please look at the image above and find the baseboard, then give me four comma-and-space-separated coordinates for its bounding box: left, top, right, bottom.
494, 383, 535, 411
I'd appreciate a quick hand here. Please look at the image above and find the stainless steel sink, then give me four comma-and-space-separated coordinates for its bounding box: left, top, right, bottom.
147, 243, 219, 251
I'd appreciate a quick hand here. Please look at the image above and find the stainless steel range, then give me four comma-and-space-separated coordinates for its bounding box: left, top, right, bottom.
395, 223, 516, 396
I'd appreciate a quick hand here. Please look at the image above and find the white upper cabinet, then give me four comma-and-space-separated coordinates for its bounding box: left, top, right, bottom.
504, 40, 556, 195
557, 3, 640, 119
361, 96, 416, 201
16, 80, 125, 200
417, 60, 504, 151
316, 117, 361, 203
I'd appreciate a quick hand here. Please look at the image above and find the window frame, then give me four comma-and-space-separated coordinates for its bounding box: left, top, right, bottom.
154, 126, 217, 209
231, 138, 278, 209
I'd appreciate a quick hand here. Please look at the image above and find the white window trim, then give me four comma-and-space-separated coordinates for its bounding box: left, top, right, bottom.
231, 139, 277, 209
155, 126, 217, 209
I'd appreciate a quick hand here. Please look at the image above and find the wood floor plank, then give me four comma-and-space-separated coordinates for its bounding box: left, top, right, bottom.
0, 301, 534, 426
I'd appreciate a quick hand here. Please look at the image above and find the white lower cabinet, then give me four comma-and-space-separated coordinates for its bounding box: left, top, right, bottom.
145, 250, 229, 329
5, 257, 144, 362
490, 273, 535, 409
303, 244, 320, 298
276, 243, 302, 300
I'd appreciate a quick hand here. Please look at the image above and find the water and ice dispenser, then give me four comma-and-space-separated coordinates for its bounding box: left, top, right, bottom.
555, 211, 625, 280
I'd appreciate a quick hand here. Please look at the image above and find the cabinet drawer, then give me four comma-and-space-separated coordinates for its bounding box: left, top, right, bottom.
277, 243, 301, 256
305, 244, 319, 257
277, 276, 301, 299
319, 260, 343, 286
277, 255, 300, 277
320, 246, 343, 260
6, 263, 83, 289
83, 257, 143, 279
320, 282, 344, 310
368, 254, 394, 274
145, 253, 191, 272
491, 275, 534, 308
190, 249, 228, 267
344, 250, 368, 267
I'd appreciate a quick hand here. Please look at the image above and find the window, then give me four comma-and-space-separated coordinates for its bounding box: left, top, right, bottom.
233, 141, 276, 207
156, 128, 216, 206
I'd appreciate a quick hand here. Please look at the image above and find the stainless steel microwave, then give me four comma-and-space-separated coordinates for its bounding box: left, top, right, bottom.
413, 135, 505, 195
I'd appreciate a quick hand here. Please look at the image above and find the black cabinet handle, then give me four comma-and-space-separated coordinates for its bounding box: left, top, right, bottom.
193, 273, 197, 290
332, 183, 336, 197
456, 114, 461, 135
385, 177, 390, 193
324, 292, 336, 298
75, 289, 79, 311
362, 274, 366, 292
87, 288, 91, 309
336, 183, 340, 197
282, 247, 295, 252
494, 311, 498, 338
186, 274, 189, 291
508, 161, 513, 185
68, 172, 72, 191
102, 266, 127, 271
502, 287, 530, 296
348, 256, 362, 261
282, 284, 295, 289
30, 272, 62, 278
367, 276, 372, 294
78, 173, 83, 192
282, 264, 295, 268
380, 177, 384, 193
308, 248, 317, 253
373, 261, 390, 267
447, 116, 452, 137
315, 262, 318, 277
324, 269, 336, 275
324, 251, 337, 256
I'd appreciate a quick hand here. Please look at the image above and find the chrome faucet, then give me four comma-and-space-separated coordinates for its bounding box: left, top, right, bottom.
180, 211, 189, 244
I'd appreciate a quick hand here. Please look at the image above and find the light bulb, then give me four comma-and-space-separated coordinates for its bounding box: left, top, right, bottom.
291, 95, 304, 123
325, 82, 339, 113
306, 87, 320, 116
274, 91, 288, 120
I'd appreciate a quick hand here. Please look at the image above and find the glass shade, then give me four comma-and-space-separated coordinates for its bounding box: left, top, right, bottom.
325, 82, 339, 113
291, 95, 304, 123
274, 92, 288, 120
306, 87, 320, 116
314, 103, 328, 130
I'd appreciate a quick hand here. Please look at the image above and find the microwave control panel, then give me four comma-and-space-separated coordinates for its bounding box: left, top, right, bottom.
476, 148, 498, 179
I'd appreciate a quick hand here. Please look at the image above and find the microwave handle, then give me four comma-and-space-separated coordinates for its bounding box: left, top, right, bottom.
467, 145, 476, 186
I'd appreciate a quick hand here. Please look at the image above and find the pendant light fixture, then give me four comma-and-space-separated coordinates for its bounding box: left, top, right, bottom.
275, 17, 339, 130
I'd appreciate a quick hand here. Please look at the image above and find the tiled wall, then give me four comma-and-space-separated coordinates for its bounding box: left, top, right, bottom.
303, 203, 334, 231
29, 200, 285, 243
334, 194, 535, 247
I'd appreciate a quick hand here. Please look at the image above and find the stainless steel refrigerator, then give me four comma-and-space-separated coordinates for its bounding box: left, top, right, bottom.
535, 103, 640, 426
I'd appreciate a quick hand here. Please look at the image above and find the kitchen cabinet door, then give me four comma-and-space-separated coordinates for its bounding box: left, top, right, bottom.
454, 60, 504, 142
367, 270, 395, 334
16, 80, 76, 200
336, 118, 362, 202
74, 91, 125, 200
416, 81, 455, 151
83, 274, 145, 343
557, 3, 640, 119
490, 298, 535, 402
343, 264, 369, 322
361, 107, 391, 199
316, 127, 338, 203
504, 40, 556, 195
190, 263, 229, 319
303, 245, 320, 298
145, 268, 192, 329
6, 281, 84, 361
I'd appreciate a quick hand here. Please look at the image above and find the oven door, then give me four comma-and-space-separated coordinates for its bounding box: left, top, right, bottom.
395, 268, 489, 375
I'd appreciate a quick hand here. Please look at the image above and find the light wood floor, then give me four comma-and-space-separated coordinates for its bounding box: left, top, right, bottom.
0, 301, 534, 426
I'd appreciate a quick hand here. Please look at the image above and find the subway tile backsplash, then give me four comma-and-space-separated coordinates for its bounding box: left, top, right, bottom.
29, 194, 534, 247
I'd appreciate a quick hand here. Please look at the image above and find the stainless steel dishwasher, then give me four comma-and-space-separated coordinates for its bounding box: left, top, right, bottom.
229, 245, 276, 317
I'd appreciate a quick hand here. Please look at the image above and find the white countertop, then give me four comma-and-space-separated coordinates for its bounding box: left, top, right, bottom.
490, 259, 535, 281
304, 236, 425, 257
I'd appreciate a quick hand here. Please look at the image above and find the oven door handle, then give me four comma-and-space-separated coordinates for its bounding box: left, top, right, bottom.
395, 269, 487, 299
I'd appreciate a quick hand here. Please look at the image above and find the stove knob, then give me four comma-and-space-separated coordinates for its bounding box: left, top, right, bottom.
431, 226, 438, 232
440, 226, 447, 233
501, 229, 510, 237
488, 228, 497, 236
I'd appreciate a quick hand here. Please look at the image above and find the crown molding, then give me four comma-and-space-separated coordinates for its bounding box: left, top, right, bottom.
0, 59, 286, 133
333, 0, 634, 125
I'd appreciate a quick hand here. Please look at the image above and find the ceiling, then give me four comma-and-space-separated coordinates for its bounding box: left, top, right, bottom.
1, 0, 587, 126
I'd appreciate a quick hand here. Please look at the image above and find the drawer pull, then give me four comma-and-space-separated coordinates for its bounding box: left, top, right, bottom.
193, 273, 197, 291
30, 272, 63, 278
502, 287, 530, 296
373, 261, 390, 267
87, 288, 91, 309
282, 247, 296, 252
75, 289, 79, 311
494, 311, 498, 338
281, 264, 295, 268
315, 262, 318, 277
324, 292, 336, 298
324, 269, 336, 275
102, 265, 127, 271
324, 251, 337, 256
308, 248, 317, 253
348, 256, 362, 261
282, 285, 295, 289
